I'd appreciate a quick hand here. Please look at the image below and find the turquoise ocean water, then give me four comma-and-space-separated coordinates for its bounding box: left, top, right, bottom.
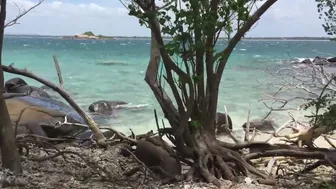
3, 36, 336, 135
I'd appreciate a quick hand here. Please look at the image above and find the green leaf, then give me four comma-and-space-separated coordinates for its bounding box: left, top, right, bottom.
190, 120, 202, 129
192, 75, 201, 83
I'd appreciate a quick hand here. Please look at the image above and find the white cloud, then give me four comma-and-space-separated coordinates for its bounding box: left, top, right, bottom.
50, 1, 62, 9
4, 0, 329, 37
246, 0, 326, 37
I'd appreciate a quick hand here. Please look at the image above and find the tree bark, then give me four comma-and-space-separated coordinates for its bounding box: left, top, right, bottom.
133, 0, 280, 187
0, 0, 22, 174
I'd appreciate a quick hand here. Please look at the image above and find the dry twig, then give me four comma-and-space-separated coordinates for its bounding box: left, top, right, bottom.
5, 0, 45, 28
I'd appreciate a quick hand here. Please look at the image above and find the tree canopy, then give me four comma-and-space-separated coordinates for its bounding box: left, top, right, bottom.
316, 0, 336, 35
124, 0, 278, 186
83, 31, 95, 36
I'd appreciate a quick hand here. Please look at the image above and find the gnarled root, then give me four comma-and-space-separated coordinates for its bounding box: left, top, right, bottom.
186, 136, 268, 188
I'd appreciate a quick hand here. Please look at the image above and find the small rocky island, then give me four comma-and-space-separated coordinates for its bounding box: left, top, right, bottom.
63, 31, 115, 40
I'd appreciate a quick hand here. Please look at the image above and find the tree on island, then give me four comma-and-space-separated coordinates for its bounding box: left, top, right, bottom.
82, 31, 95, 36
124, 0, 279, 186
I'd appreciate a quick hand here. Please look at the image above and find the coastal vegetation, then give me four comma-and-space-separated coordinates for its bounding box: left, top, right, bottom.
0, 0, 336, 189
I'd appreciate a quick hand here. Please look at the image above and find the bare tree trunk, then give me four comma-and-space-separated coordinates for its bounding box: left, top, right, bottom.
0, 0, 22, 174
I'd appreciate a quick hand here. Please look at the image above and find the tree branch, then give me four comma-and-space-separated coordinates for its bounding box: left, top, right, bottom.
5, 0, 44, 28
216, 0, 278, 82
1, 64, 107, 146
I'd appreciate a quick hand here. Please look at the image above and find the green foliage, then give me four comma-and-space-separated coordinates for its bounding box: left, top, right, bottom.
128, 0, 252, 61
97, 34, 114, 39
320, 181, 336, 189
83, 31, 95, 36
190, 120, 202, 129
303, 77, 336, 132
124, 0, 263, 131
316, 0, 336, 35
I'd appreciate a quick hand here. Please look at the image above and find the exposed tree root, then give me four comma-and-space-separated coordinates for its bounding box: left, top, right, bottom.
300, 160, 326, 173
182, 135, 269, 188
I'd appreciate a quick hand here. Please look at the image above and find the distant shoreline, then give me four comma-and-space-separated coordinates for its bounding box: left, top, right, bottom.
4, 34, 333, 41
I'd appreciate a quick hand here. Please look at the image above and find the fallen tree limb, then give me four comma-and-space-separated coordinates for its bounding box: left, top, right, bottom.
245, 147, 336, 170
56, 116, 137, 144
2, 64, 107, 146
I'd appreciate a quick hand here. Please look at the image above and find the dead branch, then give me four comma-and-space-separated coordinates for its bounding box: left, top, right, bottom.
5, 0, 44, 28
52, 55, 64, 89
216, 0, 278, 79
1, 64, 107, 146
261, 64, 336, 117
100, 127, 137, 144
323, 135, 336, 148
54, 115, 137, 144
259, 61, 336, 148
244, 105, 251, 142
245, 147, 336, 170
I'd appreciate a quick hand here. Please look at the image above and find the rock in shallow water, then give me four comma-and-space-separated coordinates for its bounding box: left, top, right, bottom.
5, 77, 50, 98
242, 119, 276, 132
88, 100, 128, 115
215, 112, 233, 135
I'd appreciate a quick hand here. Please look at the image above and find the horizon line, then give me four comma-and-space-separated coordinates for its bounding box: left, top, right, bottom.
3, 34, 332, 39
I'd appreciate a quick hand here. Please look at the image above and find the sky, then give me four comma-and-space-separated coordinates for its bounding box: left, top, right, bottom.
4, 0, 328, 37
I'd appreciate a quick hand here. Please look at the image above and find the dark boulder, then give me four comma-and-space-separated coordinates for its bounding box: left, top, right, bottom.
5, 77, 50, 98
6, 95, 86, 138
215, 112, 233, 134
242, 119, 277, 132
313, 56, 329, 65
5, 77, 27, 89
328, 57, 336, 63
88, 100, 128, 115
301, 58, 312, 64
134, 138, 181, 177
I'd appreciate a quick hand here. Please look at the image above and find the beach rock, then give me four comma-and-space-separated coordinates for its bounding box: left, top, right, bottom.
134, 139, 181, 177
242, 119, 276, 132
40, 85, 51, 90
6, 96, 86, 138
215, 112, 233, 135
5, 77, 28, 88
5, 77, 50, 98
313, 56, 329, 65
301, 58, 312, 64
88, 100, 128, 115
328, 57, 336, 63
